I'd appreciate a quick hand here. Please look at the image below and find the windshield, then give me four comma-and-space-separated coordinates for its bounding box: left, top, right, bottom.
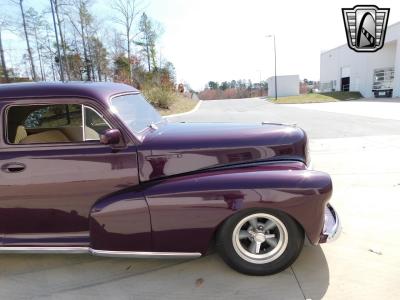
111, 93, 163, 133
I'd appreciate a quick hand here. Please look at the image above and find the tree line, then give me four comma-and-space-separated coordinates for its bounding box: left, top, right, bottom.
0, 0, 175, 94
199, 79, 268, 100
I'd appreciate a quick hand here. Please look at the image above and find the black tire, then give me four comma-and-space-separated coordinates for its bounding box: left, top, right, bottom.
216, 208, 304, 276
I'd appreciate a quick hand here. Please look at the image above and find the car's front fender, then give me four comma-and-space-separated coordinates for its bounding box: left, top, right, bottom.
144, 162, 332, 254
88, 162, 332, 254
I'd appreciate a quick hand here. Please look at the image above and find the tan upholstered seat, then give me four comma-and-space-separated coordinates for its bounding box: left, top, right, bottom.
61, 126, 100, 142
14, 125, 28, 144
14, 125, 99, 144
61, 126, 84, 142
62, 126, 100, 142
20, 130, 71, 144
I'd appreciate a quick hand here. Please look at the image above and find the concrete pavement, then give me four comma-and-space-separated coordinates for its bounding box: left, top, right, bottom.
286, 101, 400, 121
305, 135, 400, 299
1, 98, 399, 299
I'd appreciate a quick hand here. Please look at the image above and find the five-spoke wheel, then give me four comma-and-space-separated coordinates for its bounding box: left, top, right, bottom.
217, 208, 304, 275
232, 213, 288, 264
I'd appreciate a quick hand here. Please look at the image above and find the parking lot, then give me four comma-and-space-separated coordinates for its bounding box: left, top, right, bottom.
1, 98, 400, 299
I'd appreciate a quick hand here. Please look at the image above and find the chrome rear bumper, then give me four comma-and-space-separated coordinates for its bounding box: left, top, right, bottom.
320, 203, 341, 243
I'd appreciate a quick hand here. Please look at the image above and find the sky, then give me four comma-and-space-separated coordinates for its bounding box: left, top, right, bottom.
2, 0, 400, 90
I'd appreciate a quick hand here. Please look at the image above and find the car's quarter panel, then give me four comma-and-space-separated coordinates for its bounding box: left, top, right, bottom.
89, 193, 152, 251
144, 163, 332, 254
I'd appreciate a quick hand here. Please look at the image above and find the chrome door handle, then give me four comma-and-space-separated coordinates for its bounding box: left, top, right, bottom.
1, 162, 26, 173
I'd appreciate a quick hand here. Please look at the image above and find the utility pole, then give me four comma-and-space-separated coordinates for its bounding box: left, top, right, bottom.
266, 34, 278, 100
50, 0, 64, 81
273, 35, 277, 100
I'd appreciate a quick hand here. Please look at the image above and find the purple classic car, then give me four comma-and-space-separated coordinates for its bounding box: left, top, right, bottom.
0, 82, 340, 275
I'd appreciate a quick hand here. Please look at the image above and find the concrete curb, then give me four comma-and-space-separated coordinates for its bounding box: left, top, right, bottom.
164, 100, 203, 118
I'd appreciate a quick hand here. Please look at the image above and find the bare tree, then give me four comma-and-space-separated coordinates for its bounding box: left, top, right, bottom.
11, 0, 38, 80
112, 0, 143, 83
25, 8, 47, 81
53, 0, 70, 80
84, 20, 96, 80
89, 36, 108, 81
109, 29, 126, 59
44, 24, 57, 81
78, 0, 92, 80
137, 12, 160, 72
65, 0, 93, 80
0, 16, 10, 82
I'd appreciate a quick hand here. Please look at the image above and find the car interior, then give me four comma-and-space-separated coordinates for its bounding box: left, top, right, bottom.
7, 104, 111, 144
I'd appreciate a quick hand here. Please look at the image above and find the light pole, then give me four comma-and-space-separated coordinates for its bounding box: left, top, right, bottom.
266, 35, 277, 100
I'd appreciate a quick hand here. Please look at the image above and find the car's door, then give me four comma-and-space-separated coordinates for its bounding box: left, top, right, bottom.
0, 98, 150, 249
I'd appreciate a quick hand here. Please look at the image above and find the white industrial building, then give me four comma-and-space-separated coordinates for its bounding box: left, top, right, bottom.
320, 21, 400, 98
267, 75, 299, 97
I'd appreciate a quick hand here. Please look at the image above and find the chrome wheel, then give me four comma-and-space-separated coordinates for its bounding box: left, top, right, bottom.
232, 213, 288, 264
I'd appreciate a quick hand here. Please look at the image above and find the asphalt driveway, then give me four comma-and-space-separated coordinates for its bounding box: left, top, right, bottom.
1, 98, 399, 299
170, 98, 400, 138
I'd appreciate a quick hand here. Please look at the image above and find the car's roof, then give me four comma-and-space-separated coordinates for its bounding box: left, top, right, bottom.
0, 81, 139, 103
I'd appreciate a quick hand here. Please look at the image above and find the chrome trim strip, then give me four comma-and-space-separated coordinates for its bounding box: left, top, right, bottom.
89, 249, 201, 259
0, 247, 89, 254
1, 243, 89, 246
82, 104, 86, 141
0, 247, 202, 258
5, 231, 89, 239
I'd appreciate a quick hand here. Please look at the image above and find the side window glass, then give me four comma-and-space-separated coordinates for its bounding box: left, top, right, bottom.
8, 104, 82, 144
7, 104, 111, 145
24, 104, 81, 129
83, 106, 111, 141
